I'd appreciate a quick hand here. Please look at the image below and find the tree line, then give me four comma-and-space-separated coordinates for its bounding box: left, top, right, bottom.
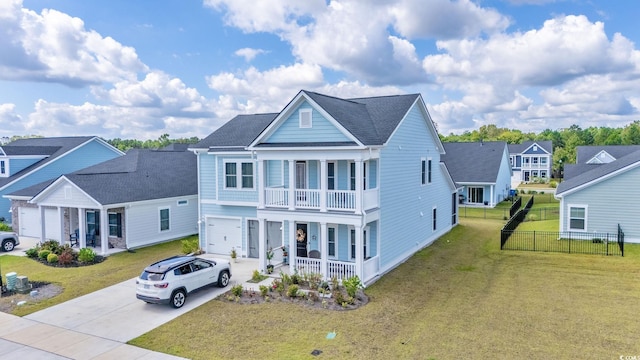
440, 121, 640, 176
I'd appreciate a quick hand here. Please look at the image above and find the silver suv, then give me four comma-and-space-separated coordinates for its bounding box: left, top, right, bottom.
136, 255, 231, 308
0, 232, 19, 252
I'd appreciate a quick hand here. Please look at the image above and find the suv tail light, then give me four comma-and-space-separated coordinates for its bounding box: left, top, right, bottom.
154, 283, 169, 288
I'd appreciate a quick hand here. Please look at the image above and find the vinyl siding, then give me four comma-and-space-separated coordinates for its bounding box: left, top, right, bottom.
216, 155, 258, 203
0, 139, 122, 222
199, 153, 216, 200
37, 181, 98, 208
378, 104, 452, 272
495, 148, 513, 203
560, 166, 640, 242
265, 102, 351, 143
127, 196, 198, 248
7, 157, 44, 175
198, 204, 257, 252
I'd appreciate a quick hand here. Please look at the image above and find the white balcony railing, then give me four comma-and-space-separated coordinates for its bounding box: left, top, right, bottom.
327, 190, 356, 210
296, 257, 321, 275
295, 189, 321, 208
327, 260, 357, 280
264, 188, 288, 208
263, 187, 378, 212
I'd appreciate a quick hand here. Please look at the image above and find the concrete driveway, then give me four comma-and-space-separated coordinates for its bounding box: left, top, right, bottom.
0, 256, 259, 358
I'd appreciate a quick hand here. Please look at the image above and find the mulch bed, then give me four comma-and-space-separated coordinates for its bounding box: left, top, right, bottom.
28, 255, 106, 268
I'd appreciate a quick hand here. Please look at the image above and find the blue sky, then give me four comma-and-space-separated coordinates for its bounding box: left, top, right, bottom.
1, 0, 639, 140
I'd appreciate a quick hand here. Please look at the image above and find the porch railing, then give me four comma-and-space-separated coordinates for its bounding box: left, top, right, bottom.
296, 257, 321, 275
363, 189, 378, 210
327, 190, 356, 210
295, 189, 321, 208
327, 260, 356, 280
265, 188, 288, 207
363, 256, 379, 283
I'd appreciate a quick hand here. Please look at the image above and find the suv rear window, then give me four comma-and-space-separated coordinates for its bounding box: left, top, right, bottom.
140, 271, 165, 281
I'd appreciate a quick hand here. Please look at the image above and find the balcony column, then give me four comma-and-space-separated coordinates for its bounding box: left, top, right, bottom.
320, 160, 327, 212
100, 209, 108, 255
490, 185, 495, 207
355, 160, 363, 214
288, 160, 295, 210
257, 159, 265, 209
354, 224, 363, 280
288, 220, 297, 271
78, 208, 86, 248
320, 222, 328, 278
38, 205, 46, 244
258, 218, 266, 272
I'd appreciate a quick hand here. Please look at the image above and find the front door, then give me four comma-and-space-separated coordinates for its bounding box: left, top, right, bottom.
296, 223, 308, 257
247, 220, 258, 258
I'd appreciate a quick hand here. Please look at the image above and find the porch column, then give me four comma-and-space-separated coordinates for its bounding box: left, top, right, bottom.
355, 160, 363, 214
490, 185, 494, 207
78, 208, 86, 248
57, 206, 64, 245
38, 205, 46, 244
288, 220, 296, 271
355, 224, 363, 280
257, 159, 265, 209
320, 160, 327, 212
320, 222, 328, 278
99, 209, 108, 255
288, 160, 295, 211
258, 218, 266, 272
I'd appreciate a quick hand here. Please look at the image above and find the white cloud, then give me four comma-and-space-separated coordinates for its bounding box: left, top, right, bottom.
0, 0, 147, 86
234, 48, 267, 62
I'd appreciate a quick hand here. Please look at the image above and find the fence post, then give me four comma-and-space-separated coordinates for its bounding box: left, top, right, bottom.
533, 231, 536, 251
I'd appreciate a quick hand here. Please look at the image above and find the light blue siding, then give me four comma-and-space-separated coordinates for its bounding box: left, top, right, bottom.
1, 139, 121, 222
7, 158, 43, 175
368, 160, 378, 189
266, 102, 351, 143
495, 148, 512, 203
266, 160, 282, 187
378, 104, 453, 271
216, 155, 258, 203
561, 166, 640, 242
199, 154, 216, 200
198, 204, 258, 252
308, 161, 318, 189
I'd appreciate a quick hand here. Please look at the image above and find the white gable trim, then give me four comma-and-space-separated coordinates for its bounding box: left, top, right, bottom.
383, 95, 445, 154
555, 160, 640, 198
521, 142, 551, 155
0, 137, 124, 192
586, 150, 614, 164
248, 91, 363, 148
30, 176, 102, 207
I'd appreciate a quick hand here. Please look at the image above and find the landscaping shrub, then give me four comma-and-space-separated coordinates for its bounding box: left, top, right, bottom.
231, 284, 243, 297
38, 249, 51, 260
78, 248, 96, 263
47, 253, 59, 263
58, 249, 75, 265
25, 247, 39, 258
259, 285, 269, 297
40, 240, 63, 255
0, 223, 12, 232
287, 284, 299, 298
343, 276, 363, 298
181, 237, 200, 254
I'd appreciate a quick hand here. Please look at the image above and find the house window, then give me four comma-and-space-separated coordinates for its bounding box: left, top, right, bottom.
540, 157, 548, 166
421, 159, 426, 185
468, 187, 484, 204
225, 162, 237, 188
86, 211, 100, 236
160, 208, 170, 231
532, 157, 539, 165
363, 162, 367, 190
432, 207, 437, 231
349, 162, 356, 190
299, 109, 312, 128
177, 200, 188, 206
533, 145, 538, 151
327, 162, 336, 190
451, 193, 457, 225
0, 160, 5, 175
350, 228, 356, 260
328, 226, 336, 257
241, 162, 253, 188
509, 157, 514, 167
569, 206, 586, 231
108, 212, 122, 237
224, 161, 254, 189
540, 170, 547, 179
428, 159, 432, 183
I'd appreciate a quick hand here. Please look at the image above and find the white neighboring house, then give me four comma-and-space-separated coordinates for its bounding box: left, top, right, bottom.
5, 147, 198, 254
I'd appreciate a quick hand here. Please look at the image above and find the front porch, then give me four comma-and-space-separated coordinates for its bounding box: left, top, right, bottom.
275, 255, 380, 285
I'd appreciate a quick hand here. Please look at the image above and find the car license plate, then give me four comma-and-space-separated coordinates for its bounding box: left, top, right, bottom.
143, 284, 150, 289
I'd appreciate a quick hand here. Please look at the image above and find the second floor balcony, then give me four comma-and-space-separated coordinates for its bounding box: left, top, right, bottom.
263, 187, 379, 212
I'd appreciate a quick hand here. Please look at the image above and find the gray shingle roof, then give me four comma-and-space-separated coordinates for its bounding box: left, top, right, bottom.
508, 140, 553, 154
0, 136, 97, 188
193, 91, 422, 150
15, 149, 196, 205
576, 145, 640, 164
556, 149, 640, 195
441, 141, 508, 183
562, 163, 602, 180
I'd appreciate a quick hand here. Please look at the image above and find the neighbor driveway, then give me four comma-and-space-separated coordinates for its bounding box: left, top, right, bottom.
1, 255, 259, 358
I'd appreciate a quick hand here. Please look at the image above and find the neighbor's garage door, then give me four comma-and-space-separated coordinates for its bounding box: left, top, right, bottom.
206, 217, 241, 255
19, 207, 61, 240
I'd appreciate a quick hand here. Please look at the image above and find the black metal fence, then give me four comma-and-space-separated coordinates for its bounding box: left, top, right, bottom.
509, 197, 522, 218
500, 229, 624, 256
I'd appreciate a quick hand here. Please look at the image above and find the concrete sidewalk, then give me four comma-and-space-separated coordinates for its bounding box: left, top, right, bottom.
0, 255, 260, 359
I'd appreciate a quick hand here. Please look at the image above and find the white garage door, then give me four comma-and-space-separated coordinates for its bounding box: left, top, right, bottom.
206, 218, 241, 255
19, 207, 61, 240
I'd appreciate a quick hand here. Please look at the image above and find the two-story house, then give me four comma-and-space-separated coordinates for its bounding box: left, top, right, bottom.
190, 90, 458, 286
0, 137, 123, 235
508, 140, 553, 184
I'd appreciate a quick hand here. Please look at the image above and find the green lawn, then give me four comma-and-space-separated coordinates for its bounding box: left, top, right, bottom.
129, 219, 640, 359
1, 238, 186, 316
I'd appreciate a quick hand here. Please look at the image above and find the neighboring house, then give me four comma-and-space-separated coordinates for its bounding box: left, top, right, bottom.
564, 145, 640, 180
442, 141, 512, 207
508, 140, 553, 183
555, 149, 640, 244
5, 148, 198, 254
190, 90, 458, 286
0, 137, 124, 231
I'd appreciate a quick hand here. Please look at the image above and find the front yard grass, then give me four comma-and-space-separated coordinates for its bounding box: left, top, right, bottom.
1, 237, 185, 316
130, 218, 640, 360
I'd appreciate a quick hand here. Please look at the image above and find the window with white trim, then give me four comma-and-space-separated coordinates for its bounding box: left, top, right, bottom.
299, 109, 312, 128
0, 160, 5, 175
421, 159, 426, 185
328, 226, 337, 258
224, 161, 254, 189
428, 159, 432, 183
432, 207, 437, 231
160, 208, 170, 231
569, 206, 586, 231
177, 200, 188, 206
108, 212, 122, 237
349, 162, 356, 191
350, 228, 356, 260
327, 162, 336, 190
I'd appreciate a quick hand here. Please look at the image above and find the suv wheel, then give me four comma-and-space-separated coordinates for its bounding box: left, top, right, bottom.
1, 239, 15, 252
218, 270, 230, 287
171, 289, 186, 308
